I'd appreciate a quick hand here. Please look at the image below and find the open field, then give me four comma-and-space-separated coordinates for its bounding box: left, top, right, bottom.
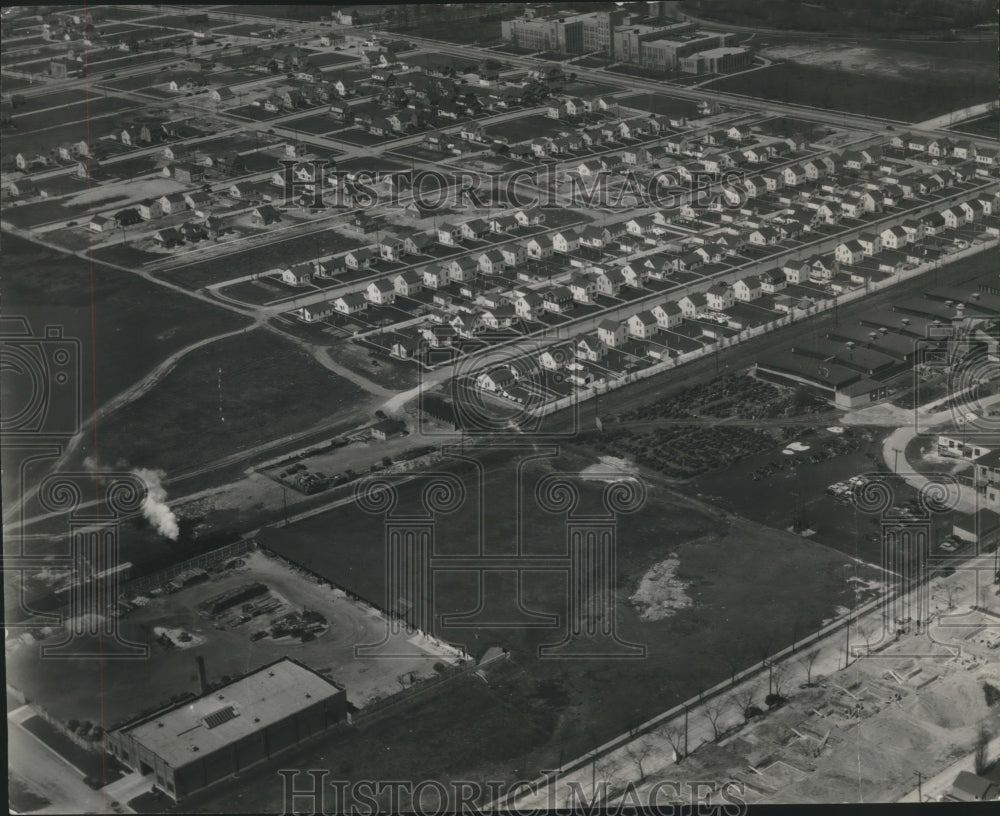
753, 32, 999, 81
2, 232, 249, 457
68, 328, 370, 476
704, 51, 997, 122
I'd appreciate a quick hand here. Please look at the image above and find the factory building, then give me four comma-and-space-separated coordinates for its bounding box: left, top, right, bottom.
106, 657, 347, 800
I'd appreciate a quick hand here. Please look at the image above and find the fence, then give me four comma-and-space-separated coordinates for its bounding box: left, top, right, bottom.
119, 539, 257, 597
531, 237, 1000, 420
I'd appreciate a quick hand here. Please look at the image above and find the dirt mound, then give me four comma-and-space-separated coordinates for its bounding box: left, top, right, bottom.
630, 553, 692, 621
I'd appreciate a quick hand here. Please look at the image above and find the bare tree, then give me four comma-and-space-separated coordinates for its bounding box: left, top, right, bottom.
625, 740, 656, 781
591, 754, 617, 802
704, 701, 728, 741
855, 621, 874, 656
662, 723, 686, 762
975, 723, 992, 776
799, 649, 822, 686
771, 662, 791, 699
942, 582, 965, 610
731, 686, 757, 724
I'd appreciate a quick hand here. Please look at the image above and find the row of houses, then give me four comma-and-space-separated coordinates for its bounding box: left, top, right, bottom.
890, 132, 999, 168
833, 195, 995, 265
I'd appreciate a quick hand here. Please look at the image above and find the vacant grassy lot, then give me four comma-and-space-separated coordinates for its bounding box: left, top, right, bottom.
2, 235, 250, 427
306, 51, 359, 68
951, 111, 1000, 139
155, 227, 365, 289
10, 96, 138, 134
486, 113, 573, 144
69, 328, 368, 474
221, 4, 334, 20
618, 93, 701, 120
247, 445, 874, 811
0, 74, 34, 91
703, 61, 997, 122
12, 88, 92, 109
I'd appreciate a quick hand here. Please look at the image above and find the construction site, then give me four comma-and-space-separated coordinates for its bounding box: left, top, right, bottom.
512, 549, 1000, 808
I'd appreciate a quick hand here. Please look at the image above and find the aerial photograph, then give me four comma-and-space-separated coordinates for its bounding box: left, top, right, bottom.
3, 1, 1000, 813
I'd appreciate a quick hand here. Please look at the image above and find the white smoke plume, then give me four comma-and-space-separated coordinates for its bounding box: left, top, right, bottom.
132, 468, 180, 541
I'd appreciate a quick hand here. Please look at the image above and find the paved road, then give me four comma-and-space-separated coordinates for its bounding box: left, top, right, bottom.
7, 707, 119, 815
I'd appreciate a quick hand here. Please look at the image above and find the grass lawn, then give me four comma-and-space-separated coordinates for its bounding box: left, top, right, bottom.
10, 96, 138, 135
754, 115, 835, 143
154, 228, 365, 289
241, 444, 874, 811
20, 716, 125, 781
277, 111, 341, 135
221, 4, 334, 20
307, 51, 359, 68
69, 328, 369, 475
0, 74, 35, 90
617, 93, 701, 120
2, 234, 250, 443
12, 88, 92, 109
486, 113, 573, 144
402, 51, 484, 74
702, 62, 997, 122
951, 111, 1000, 139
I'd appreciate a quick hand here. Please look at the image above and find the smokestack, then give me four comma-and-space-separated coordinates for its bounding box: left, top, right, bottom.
196, 656, 208, 695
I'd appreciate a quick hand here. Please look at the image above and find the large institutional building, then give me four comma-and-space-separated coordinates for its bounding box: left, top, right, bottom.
107, 658, 348, 801
501, 8, 750, 74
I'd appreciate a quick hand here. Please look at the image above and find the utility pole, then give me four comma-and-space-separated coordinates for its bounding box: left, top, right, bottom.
684, 704, 689, 757
915, 772, 922, 802
845, 617, 851, 667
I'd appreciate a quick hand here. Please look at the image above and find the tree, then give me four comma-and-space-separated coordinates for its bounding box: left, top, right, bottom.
799, 649, 822, 686
591, 754, 617, 802
732, 686, 758, 724
772, 662, 791, 699
704, 701, 728, 741
662, 723, 686, 762
975, 723, 992, 775
625, 740, 656, 781
855, 622, 875, 656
